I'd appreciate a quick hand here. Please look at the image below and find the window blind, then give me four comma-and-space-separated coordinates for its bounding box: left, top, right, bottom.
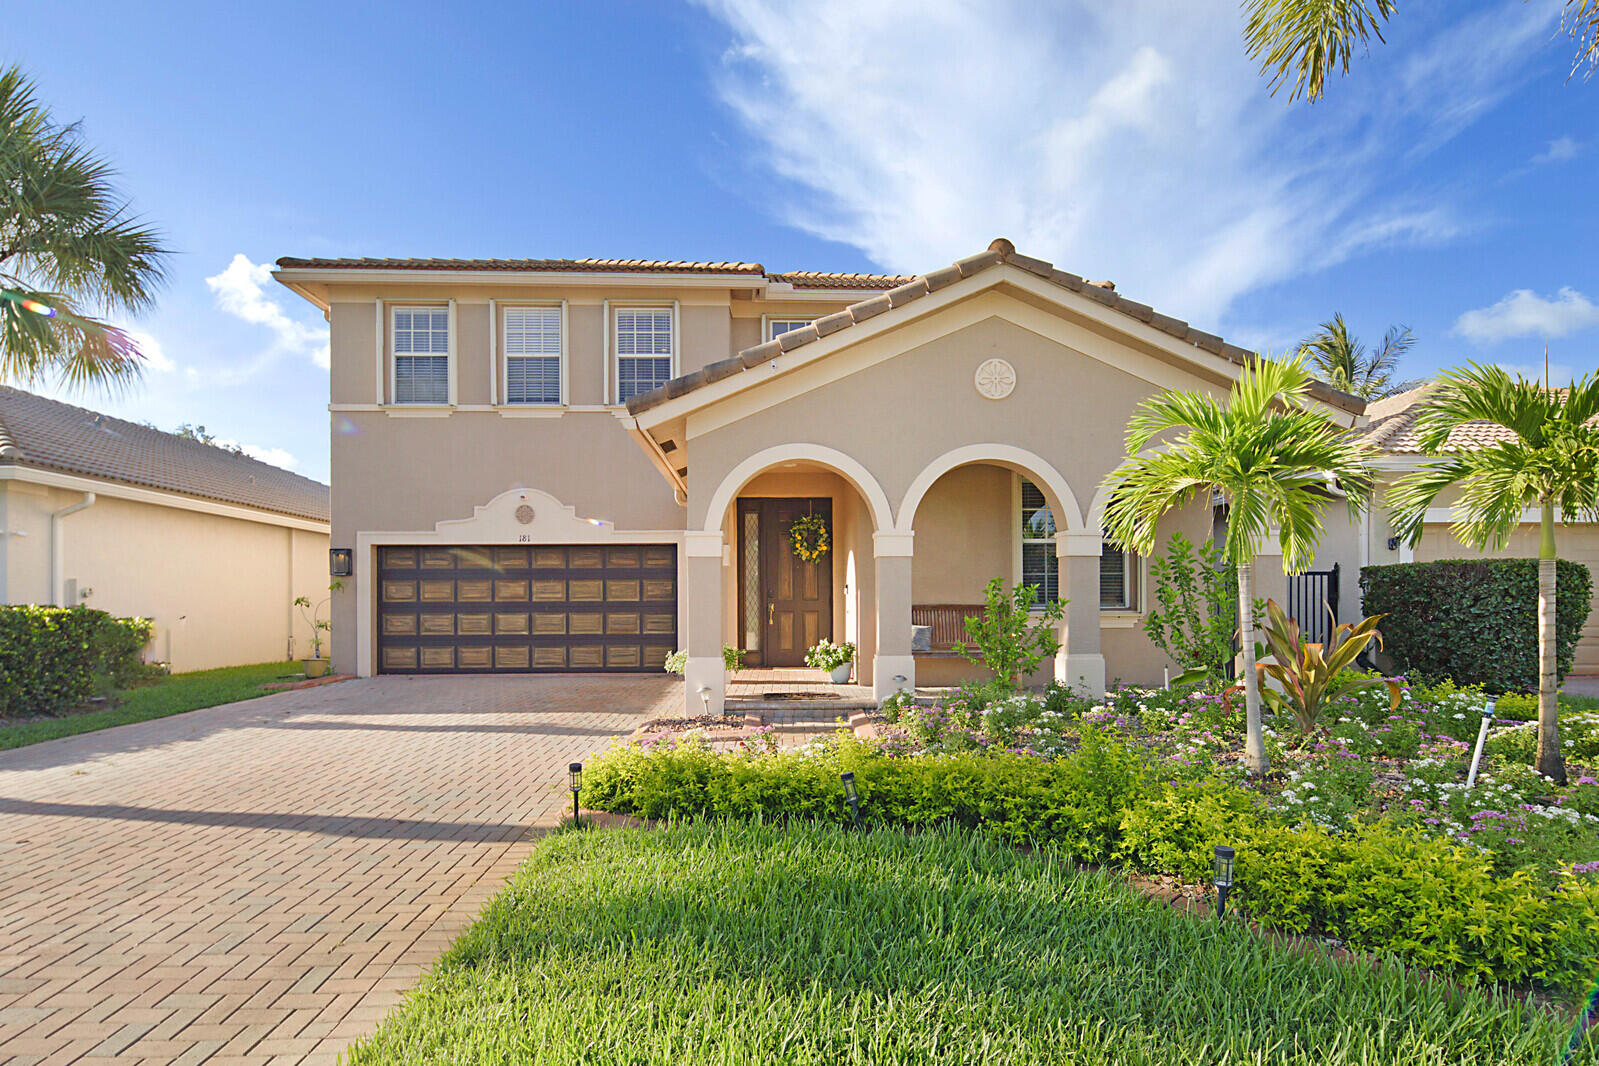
615, 308, 673, 402
505, 306, 561, 404
393, 307, 449, 404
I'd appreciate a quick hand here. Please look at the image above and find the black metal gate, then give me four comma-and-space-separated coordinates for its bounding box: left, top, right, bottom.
1286, 563, 1340, 645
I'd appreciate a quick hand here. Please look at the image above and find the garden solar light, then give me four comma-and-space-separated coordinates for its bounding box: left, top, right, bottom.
1213, 845, 1235, 918
840, 771, 860, 827
1466, 699, 1496, 790
568, 762, 582, 826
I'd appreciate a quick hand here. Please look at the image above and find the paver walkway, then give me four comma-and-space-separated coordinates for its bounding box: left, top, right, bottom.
0, 674, 674, 1065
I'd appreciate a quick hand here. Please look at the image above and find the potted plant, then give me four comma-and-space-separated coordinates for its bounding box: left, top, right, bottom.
805, 639, 856, 684
293, 580, 343, 678
664, 646, 745, 683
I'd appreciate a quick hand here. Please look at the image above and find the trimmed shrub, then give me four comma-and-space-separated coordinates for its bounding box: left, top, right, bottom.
1360, 558, 1592, 693
0, 606, 154, 717
583, 739, 1599, 994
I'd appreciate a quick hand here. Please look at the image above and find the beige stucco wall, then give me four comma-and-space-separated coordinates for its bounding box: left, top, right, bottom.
0, 478, 328, 673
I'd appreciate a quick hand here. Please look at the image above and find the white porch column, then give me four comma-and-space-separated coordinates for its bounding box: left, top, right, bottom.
872, 530, 915, 700
1057, 531, 1106, 696
683, 530, 725, 716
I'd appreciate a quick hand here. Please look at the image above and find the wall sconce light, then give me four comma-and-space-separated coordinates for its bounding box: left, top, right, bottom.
840, 771, 860, 827
330, 548, 353, 577
569, 762, 583, 826
1213, 845, 1235, 918
1386, 536, 1401, 552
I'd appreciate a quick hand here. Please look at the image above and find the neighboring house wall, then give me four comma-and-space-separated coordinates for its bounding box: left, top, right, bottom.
0, 478, 329, 673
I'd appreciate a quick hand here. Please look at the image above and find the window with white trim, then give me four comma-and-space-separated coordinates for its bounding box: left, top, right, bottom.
504, 306, 562, 405
392, 306, 450, 405
614, 307, 673, 403
1018, 478, 1138, 609
1099, 538, 1137, 610
767, 317, 813, 341
1020, 480, 1060, 604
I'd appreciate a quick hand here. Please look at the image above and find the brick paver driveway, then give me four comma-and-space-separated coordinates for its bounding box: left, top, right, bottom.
0, 675, 674, 1065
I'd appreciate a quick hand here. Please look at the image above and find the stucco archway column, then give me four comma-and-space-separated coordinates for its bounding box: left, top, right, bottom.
1057, 531, 1106, 696
683, 530, 726, 716
872, 530, 916, 700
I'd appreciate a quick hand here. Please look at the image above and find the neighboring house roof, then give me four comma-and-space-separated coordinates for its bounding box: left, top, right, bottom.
1360, 384, 1598, 454
274, 256, 769, 277
0, 387, 330, 522
625, 238, 1367, 418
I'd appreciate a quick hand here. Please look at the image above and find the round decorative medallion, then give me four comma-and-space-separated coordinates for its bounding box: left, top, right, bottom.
974, 358, 1016, 399
514, 504, 536, 525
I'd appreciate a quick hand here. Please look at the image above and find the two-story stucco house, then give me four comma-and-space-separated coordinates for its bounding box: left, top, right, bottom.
273, 239, 1598, 714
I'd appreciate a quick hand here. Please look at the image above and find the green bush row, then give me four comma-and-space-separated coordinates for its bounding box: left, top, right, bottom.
1360, 558, 1592, 693
0, 606, 154, 718
583, 734, 1599, 994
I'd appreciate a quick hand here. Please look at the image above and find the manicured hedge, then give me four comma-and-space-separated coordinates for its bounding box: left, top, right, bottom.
0, 606, 153, 717
1361, 558, 1593, 693
584, 736, 1599, 994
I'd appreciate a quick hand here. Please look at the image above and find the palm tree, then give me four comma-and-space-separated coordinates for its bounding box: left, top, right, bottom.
1388, 363, 1599, 786
1101, 354, 1374, 775
1243, 0, 1599, 102
0, 65, 168, 389
1298, 313, 1412, 400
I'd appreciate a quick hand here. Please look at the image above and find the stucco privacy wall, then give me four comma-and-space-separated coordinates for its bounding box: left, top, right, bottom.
0, 481, 328, 672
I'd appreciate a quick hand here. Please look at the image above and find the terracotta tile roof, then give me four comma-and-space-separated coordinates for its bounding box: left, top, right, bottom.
275, 256, 769, 276
0, 387, 330, 522
765, 271, 917, 290
625, 238, 1367, 417
1360, 384, 1595, 454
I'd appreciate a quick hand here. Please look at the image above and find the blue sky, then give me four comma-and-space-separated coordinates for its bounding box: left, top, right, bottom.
10, 0, 1597, 482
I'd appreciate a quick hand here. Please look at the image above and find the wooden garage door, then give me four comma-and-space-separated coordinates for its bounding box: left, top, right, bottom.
376, 545, 676, 674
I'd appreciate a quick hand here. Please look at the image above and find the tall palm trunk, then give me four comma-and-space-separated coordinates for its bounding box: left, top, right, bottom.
1537, 499, 1566, 785
1238, 561, 1268, 775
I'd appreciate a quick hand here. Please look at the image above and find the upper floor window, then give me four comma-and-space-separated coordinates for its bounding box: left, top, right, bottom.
505, 306, 562, 405
767, 317, 813, 341
1018, 478, 1138, 610
615, 307, 673, 403
392, 306, 450, 405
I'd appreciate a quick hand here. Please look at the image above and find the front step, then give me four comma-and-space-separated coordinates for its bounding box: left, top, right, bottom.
729, 699, 877, 714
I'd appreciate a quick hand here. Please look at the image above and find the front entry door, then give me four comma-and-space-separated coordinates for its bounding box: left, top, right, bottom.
739, 498, 832, 667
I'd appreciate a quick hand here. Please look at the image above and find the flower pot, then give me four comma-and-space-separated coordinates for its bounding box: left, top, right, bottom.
302, 657, 330, 679
829, 663, 853, 684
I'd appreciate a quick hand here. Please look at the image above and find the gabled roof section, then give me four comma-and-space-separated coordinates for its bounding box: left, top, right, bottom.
626, 238, 1367, 418
1359, 383, 1597, 454
275, 256, 767, 276
0, 387, 330, 522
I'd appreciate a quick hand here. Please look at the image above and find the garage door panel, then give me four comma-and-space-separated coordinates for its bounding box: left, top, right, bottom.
377, 543, 676, 674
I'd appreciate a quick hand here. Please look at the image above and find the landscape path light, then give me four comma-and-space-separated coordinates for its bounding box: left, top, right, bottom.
1213, 845, 1235, 918
569, 762, 582, 827
840, 771, 860, 827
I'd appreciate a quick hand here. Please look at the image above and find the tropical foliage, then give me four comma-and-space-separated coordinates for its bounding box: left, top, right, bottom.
1101, 354, 1374, 774
1142, 532, 1253, 686
953, 577, 1063, 691
0, 65, 168, 389
1388, 362, 1599, 785
1236, 598, 1399, 733
1243, 0, 1599, 102
1297, 312, 1412, 399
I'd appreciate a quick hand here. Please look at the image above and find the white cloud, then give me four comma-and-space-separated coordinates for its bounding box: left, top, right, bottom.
125, 329, 175, 373
205, 254, 330, 369
695, 0, 1558, 325
215, 437, 299, 470
1453, 287, 1599, 343
1532, 135, 1579, 164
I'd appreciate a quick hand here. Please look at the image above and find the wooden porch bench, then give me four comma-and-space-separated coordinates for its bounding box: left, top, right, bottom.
911, 604, 984, 658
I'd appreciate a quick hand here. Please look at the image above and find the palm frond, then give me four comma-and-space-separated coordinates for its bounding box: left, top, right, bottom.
1242, 0, 1398, 102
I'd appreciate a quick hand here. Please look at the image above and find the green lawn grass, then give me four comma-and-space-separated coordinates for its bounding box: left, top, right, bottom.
348, 821, 1596, 1065
0, 661, 299, 751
